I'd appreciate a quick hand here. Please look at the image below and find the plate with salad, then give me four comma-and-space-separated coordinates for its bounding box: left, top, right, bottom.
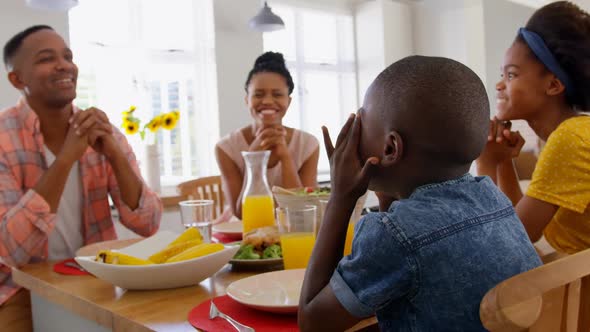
229, 226, 284, 269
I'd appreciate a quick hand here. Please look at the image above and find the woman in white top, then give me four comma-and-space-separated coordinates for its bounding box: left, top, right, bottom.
216, 52, 319, 218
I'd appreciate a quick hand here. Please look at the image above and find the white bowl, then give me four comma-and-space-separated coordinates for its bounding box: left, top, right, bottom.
75, 231, 239, 290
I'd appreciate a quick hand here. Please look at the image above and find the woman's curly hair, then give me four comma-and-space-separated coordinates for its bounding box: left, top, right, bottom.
244, 51, 294, 95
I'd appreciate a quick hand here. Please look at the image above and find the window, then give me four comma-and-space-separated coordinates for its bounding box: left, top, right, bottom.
69, 0, 219, 185
263, 5, 358, 177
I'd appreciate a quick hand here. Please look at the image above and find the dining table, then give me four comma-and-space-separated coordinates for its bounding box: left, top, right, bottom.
12, 256, 377, 332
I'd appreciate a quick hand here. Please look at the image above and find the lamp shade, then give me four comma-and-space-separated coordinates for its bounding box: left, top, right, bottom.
248, 2, 285, 32
25, 0, 79, 11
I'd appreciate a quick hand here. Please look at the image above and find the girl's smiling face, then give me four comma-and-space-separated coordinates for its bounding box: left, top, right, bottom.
495, 40, 555, 121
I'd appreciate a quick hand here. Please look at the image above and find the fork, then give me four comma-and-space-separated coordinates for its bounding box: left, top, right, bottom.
209, 300, 254, 332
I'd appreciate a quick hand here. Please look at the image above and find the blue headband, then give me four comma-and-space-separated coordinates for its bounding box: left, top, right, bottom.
518, 27, 575, 97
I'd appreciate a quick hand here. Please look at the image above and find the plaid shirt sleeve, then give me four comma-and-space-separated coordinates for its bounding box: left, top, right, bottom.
0, 153, 56, 268
108, 129, 162, 237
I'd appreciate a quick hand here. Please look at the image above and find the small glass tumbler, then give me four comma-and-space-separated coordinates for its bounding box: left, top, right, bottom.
179, 199, 214, 243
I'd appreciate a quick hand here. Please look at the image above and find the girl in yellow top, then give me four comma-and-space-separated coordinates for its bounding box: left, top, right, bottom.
477, 1, 590, 254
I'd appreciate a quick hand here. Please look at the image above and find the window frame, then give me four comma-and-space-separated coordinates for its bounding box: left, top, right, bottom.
264, 4, 359, 178
69, 0, 219, 185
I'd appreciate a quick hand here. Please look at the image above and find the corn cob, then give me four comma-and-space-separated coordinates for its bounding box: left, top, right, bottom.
148, 239, 203, 263
96, 250, 153, 265
166, 227, 203, 247
165, 243, 224, 263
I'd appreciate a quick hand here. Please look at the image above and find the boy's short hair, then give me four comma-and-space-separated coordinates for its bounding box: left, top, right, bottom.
374, 55, 489, 166
3, 25, 54, 69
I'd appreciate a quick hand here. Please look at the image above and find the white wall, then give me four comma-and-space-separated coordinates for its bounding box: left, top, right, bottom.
355, 1, 385, 102
413, 0, 487, 84
0, 0, 69, 109
274, 0, 354, 13
382, 1, 414, 68
213, 0, 263, 137
507, 0, 590, 9
573, 0, 590, 9
354, 0, 414, 101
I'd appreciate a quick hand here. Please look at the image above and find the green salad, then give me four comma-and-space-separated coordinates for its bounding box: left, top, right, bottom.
234, 244, 282, 260
295, 186, 330, 196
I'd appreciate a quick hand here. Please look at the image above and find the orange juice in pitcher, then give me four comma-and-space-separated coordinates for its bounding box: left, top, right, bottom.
241, 150, 275, 235
242, 195, 275, 233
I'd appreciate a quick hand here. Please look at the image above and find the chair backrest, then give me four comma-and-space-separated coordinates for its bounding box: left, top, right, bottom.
176, 175, 224, 219
480, 248, 590, 332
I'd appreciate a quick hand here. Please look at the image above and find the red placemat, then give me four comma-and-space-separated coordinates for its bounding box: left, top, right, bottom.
213, 232, 240, 244
53, 258, 91, 276
188, 295, 299, 332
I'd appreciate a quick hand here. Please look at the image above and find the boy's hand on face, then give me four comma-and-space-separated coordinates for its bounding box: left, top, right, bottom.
323, 114, 379, 204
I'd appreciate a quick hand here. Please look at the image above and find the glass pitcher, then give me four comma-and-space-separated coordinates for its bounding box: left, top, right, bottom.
241, 150, 275, 234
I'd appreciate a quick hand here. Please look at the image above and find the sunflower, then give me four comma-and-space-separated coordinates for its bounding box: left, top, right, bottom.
122, 106, 138, 122
171, 109, 180, 121
146, 116, 161, 133
123, 120, 140, 135
161, 112, 178, 130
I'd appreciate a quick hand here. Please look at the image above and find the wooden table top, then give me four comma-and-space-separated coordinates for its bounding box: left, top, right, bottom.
13, 262, 254, 332
13, 262, 376, 332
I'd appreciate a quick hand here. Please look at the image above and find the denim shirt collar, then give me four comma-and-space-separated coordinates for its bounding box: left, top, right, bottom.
388, 173, 475, 213
412, 173, 474, 195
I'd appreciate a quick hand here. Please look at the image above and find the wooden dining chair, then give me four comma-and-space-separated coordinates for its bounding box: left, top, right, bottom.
480, 248, 590, 332
176, 175, 224, 219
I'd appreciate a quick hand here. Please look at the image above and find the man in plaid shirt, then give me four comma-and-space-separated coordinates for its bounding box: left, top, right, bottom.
0, 25, 162, 331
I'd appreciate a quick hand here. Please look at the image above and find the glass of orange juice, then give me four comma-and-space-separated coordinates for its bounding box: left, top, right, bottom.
319, 199, 356, 257
276, 205, 317, 269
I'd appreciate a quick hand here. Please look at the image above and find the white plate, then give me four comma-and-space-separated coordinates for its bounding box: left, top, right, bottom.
229, 257, 283, 268
226, 269, 305, 314
75, 231, 239, 290
212, 220, 243, 240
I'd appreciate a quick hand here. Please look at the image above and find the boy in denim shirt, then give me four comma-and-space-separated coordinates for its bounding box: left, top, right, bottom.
298, 56, 541, 331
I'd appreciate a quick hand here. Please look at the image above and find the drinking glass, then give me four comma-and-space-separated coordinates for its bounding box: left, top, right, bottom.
319, 199, 355, 257
179, 200, 214, 243
276, 205, 317, 269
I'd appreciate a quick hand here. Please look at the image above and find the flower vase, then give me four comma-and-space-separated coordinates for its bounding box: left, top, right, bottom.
144, 143, 161, 194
